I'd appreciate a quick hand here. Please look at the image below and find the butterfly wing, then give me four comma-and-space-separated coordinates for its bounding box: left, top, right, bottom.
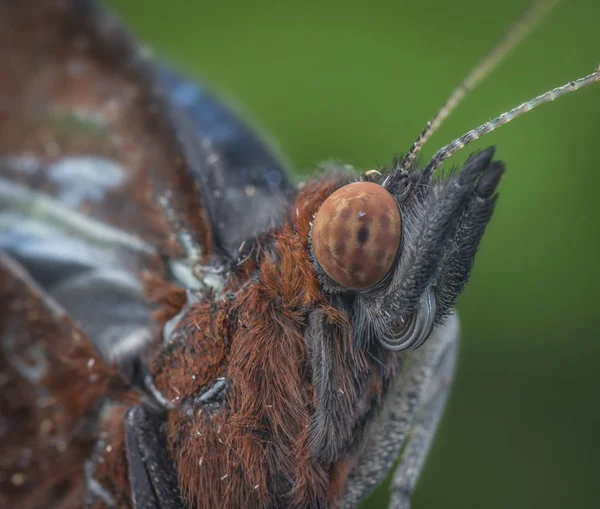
0, 251, 113, 508
0, 0, 295, 507
0, 0, 295, 360
159, 66, 294, 256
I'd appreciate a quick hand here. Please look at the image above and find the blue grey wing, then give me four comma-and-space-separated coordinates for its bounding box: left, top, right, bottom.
160, 67, 295, 256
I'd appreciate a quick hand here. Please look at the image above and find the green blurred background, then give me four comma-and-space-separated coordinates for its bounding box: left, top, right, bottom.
107, 1, 600, 507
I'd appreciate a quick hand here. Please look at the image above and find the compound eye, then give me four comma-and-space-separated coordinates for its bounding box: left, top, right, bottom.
311, 182, 401, 290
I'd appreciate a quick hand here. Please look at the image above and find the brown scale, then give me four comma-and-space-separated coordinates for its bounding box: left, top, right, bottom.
312, 182, 402, 290
0, 252, 139, 509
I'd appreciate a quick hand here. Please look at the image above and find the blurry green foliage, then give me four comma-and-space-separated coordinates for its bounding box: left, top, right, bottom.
107, 1, 600, 507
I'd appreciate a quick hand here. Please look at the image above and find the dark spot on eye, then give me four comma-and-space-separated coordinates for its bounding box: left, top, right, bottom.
375, 250, 386, 265
357, 227, 369, 244
337, 225, 350, 245
350, 263, 363, 274
339, 207, 352, 220
334, 240, 346, 257
380, 212, 392, 229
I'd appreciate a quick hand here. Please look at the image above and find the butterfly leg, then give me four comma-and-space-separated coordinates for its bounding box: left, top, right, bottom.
386, 315, 459, 509
124, 406, 185, 509
337, 313, 459, 509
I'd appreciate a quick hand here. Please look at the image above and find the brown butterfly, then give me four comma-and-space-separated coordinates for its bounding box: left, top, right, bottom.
0, 1, 598, 508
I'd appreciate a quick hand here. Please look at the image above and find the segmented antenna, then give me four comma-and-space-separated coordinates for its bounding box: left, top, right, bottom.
398, 0, 558, 173
422, 68, 600, 176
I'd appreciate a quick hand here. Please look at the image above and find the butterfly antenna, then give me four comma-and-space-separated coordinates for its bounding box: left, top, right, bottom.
398, 0, 559, 174
422, 67, 600, 176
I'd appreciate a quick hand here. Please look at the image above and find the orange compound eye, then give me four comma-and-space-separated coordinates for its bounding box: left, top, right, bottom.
311, 182, 402, 290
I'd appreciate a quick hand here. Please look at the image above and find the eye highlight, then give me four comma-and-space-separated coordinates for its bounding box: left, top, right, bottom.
311, 182, 401, 290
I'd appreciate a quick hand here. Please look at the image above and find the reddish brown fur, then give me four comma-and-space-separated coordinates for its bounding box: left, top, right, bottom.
147, 176, 395, 508
327, 458, 357, 504
142, 271, 188, 326
152, 300, 230, 401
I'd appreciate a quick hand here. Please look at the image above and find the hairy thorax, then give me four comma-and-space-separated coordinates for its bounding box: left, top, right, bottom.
148, 179, 397, 509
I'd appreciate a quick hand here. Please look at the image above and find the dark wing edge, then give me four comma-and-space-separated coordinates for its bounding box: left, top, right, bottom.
158, 66, 296, 256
